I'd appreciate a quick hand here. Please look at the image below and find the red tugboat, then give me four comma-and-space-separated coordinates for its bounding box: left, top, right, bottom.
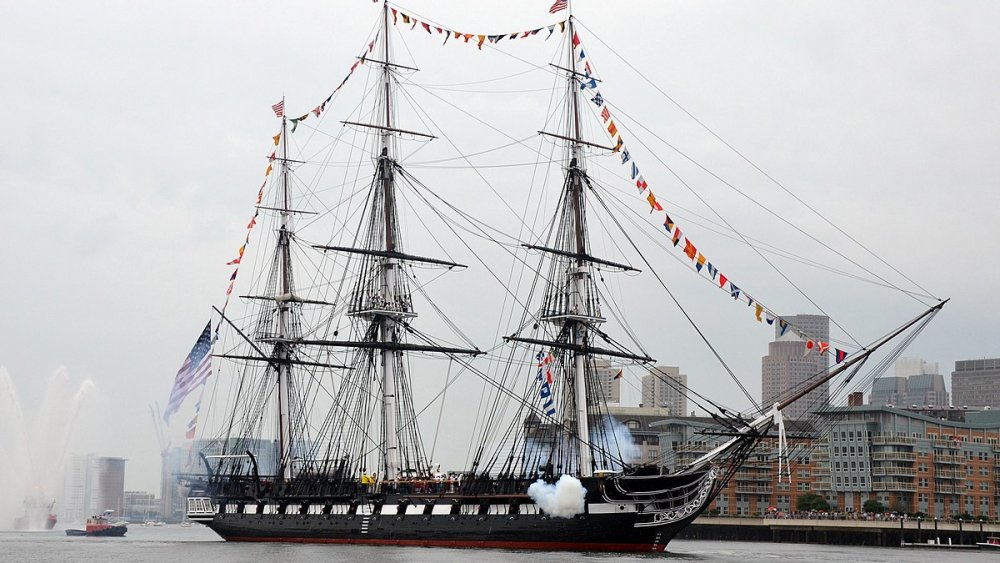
65, 510, 127, 537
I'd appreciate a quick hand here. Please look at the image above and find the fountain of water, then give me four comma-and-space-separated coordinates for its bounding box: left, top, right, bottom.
0, 366, 96, 530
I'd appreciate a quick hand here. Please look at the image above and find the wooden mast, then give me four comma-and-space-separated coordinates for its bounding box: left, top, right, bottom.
566, 7, 593, 478
378, 0, 401, 483
276, 110, 293, 481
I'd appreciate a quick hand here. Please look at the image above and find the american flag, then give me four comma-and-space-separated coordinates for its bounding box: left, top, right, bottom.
271, 99, 284, 117
163, 321, 213, 423
549, 0, 568, 14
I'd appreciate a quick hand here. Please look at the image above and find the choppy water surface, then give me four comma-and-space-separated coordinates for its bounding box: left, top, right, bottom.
1, 525, 993, 562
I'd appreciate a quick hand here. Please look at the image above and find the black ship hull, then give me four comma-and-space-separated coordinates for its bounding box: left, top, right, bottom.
206, 510, 693, 552
190, 469, 716, 552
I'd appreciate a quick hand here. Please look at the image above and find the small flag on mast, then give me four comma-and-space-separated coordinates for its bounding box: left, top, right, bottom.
271, 100, 284, 117
549, 0, 568, 14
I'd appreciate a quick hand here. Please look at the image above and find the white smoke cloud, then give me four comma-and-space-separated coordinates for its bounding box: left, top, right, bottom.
591, 416, 641, 471
527, 474, 586, 518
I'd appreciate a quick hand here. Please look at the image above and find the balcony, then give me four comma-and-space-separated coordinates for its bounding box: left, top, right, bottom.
813, 481, 832, 490
934, 455, 964, 465
811, 469, 830, 477
935, 469, 962, 480
872, 466, 917, 477
735, 486, 773, 494
872, 480, 916, 492
935, 484, 963, 494
735, 471, 772, 482
933, 439, 961, 449
873, 435, 916, 446
873, 452, 917, 461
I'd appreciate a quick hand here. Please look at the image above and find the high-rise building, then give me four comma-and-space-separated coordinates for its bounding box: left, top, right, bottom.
870, 357, 949, 407
90, 457, 126, 517
641, 366, 687, 416
869, 377, 907, 406
762, 314, 829, 419
61, 454, 92, 523
593, 359, 622, 405
61, 455, 127, 521
952, 358, 1000, 408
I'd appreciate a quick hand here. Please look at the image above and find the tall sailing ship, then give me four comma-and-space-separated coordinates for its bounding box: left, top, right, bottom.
176, 2, 945, 552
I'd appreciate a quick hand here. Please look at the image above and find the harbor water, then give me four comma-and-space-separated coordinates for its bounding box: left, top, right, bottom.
1, 524, 995, 562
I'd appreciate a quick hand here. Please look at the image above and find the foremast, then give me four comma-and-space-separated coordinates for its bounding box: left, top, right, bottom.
503, 12, 655, 477
275, 113, 294, 481
565, 14, 593, 478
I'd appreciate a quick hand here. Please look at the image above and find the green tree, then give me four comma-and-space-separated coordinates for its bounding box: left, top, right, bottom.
863, 499, 885, 513
796, 493, 830, 512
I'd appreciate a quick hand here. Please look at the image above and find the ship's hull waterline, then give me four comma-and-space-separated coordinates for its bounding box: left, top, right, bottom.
204, 510, 696, 552
190, 470, 715, 552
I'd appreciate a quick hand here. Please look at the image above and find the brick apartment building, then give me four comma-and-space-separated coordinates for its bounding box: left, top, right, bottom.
655, 405, 1000, 519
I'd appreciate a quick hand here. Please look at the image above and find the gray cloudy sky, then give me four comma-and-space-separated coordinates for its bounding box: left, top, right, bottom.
1, 1, 998, 494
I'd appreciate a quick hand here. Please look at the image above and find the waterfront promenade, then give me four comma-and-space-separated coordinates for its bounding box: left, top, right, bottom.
680, 516, 1000, 547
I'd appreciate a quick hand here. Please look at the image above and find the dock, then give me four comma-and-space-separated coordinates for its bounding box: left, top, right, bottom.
678, 516, 1000, 547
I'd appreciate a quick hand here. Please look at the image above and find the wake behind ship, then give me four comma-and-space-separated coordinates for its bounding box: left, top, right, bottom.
172, 1, 946, 552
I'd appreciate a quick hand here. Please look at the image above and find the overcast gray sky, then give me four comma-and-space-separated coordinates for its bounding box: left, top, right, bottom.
1, 1, 998, 495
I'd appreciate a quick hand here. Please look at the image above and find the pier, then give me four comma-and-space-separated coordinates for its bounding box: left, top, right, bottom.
678, 516, 1000, 547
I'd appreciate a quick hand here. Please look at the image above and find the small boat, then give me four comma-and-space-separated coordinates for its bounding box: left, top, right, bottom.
65, 511, 127, 537
978, 536, 1000, 550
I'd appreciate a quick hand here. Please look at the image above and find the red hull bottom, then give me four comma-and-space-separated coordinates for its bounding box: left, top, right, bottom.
222, 535, 666, 552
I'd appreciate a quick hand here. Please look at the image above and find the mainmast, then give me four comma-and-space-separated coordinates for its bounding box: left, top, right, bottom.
276, 113, 294, 481
307, 2, 479, 485
377, 2, 401, 482
565, 13, 593, 478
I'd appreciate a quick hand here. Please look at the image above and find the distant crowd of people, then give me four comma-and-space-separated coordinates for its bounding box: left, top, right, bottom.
761, 510, 909, 521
